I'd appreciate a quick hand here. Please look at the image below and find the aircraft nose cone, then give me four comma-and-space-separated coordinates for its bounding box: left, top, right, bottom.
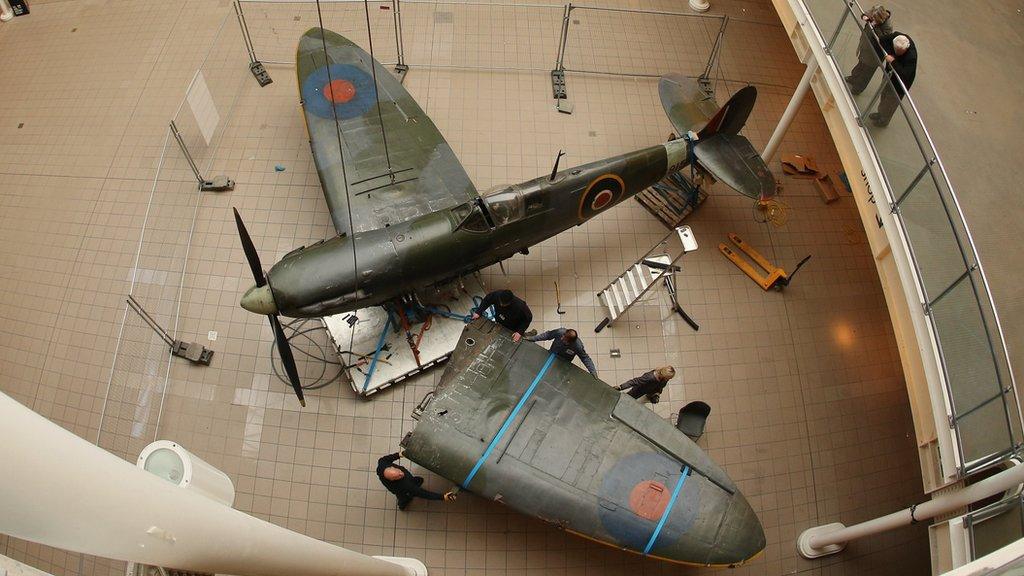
708, 494, 766, 566
240, 284, 278, 315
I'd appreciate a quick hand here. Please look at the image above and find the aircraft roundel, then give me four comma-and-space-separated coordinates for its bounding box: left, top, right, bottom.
302, 63, 376, 120
578, 173, 625, 220
596, 452, 702, 552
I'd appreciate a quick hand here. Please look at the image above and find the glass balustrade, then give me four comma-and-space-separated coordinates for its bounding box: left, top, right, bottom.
800, 0, 1022, 476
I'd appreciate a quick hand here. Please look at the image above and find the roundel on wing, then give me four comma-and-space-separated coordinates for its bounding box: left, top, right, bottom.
579, 174, 625, 220
597, 452, 702, 552
301, 63, 376, 120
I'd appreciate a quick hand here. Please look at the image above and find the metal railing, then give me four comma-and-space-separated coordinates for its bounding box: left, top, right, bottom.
964, 491, 1024, 561
801, 0, 1022, 475
235, 0, 728, 87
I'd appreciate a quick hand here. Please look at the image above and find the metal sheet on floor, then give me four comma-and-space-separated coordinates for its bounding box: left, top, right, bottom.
321, 290, 485, 397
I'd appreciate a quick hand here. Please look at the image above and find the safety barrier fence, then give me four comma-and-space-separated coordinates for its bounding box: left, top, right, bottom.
97, 10, 250, 463
236, 0, 727, 87
801, 0, 1022, 477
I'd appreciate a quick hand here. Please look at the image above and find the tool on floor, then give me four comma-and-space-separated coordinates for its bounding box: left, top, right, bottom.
127, 295, 213, 366
555, 282, 566, 315
595, 226, 699, 333
719, 233, 811, 291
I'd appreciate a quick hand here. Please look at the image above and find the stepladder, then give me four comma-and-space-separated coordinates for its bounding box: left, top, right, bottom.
595, 226, 699, 333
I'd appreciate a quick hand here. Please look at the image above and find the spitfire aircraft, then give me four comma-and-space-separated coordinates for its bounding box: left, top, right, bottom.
232, 28, 776, 403
402, 320, 766, 566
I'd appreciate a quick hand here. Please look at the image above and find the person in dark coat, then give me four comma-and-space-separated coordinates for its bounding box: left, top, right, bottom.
377, 451, 456, 510
527, 327, 598, 376
617, 366, 676, 404
472, 289, 533, 342
870, 32, 917, 126
845, 5, 894, 95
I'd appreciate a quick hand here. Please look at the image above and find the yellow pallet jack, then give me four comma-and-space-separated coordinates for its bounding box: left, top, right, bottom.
719, 233, 811, 291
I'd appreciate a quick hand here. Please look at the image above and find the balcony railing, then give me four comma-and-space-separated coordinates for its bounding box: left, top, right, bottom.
800, 0, 1022, 475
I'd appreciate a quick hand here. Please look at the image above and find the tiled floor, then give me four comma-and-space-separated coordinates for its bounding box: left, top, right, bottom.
1, 1, 929, 575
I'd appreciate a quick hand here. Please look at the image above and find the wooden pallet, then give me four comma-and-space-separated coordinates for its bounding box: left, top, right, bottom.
634, 172, 708, 229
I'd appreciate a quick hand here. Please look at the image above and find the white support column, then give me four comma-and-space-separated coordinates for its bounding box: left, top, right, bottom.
0, 392, 426, 576
0, 0, 14, 22
762, 59, 819, 163
797, 463, 1024, 559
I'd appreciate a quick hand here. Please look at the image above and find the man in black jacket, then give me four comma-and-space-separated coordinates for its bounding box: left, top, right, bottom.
376, 451, 457, 510
617, 366, 676, 404
472, 289, 533, 342
871, 32, 917, 127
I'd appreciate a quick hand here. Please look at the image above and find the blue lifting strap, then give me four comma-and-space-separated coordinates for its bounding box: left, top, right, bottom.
462, 352, 556, 488
643, 466, 691, 555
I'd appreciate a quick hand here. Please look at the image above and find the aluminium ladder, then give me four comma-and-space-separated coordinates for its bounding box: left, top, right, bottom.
595, 226, 698, 332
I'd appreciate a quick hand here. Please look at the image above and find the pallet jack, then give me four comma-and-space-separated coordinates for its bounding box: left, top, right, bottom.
719, 233, 811, 291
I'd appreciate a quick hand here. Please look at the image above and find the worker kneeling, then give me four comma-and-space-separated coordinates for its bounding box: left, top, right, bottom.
617, 366, 675, 404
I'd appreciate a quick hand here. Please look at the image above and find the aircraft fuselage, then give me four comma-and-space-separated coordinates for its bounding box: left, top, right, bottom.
252, 139, 689, 318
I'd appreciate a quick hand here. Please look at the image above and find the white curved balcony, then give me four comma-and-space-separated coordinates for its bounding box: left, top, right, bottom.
772, 0, 1024, 567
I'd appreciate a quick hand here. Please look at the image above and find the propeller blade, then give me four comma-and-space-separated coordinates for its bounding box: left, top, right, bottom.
233, 207, 267, 287
270, 314, 306, 407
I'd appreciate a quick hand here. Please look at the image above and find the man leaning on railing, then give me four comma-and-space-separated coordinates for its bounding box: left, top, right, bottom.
869, 32, 917, 127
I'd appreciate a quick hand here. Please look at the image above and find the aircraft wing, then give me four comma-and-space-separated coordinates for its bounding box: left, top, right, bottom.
297, 28, 477, 235
402, 320, 765, 566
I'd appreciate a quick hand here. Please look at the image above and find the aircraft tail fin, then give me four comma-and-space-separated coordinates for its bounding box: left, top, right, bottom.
697, 85, 756, 139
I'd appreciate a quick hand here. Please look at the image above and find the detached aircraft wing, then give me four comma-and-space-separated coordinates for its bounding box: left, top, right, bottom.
297, 28, 477, 235
402, 320, 765, 566
659, 74, 776, 200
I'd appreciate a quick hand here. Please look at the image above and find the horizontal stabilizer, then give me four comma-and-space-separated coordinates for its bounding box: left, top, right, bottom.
660, 75, 774, 200
693, 134, 776, 200
659, 73, 719, 135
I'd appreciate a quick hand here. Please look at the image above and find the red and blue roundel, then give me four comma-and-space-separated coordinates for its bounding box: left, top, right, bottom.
302, 64, 376, 120
597, 453, 701, 552
578, 173, 625, 220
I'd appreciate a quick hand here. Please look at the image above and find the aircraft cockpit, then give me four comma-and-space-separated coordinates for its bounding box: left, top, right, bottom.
453, 183, 548, 233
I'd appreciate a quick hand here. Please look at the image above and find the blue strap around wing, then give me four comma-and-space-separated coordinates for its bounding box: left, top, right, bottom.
643, 466, 691, 555
462, 352, 557, 488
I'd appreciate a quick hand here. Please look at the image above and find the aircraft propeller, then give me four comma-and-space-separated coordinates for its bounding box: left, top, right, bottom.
232, 207, 306, 407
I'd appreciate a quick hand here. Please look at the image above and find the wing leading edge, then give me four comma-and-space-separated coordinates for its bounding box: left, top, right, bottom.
297, 28, 477, 236
403, 321, 765, 566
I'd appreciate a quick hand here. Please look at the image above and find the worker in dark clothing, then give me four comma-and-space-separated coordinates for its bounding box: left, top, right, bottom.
527, 328, 598, 376
845, 4, 893, 95
472, 289, 533, 342
376, 451, 456, 510
870, 32, 917, 127
617, 366, 676, 404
